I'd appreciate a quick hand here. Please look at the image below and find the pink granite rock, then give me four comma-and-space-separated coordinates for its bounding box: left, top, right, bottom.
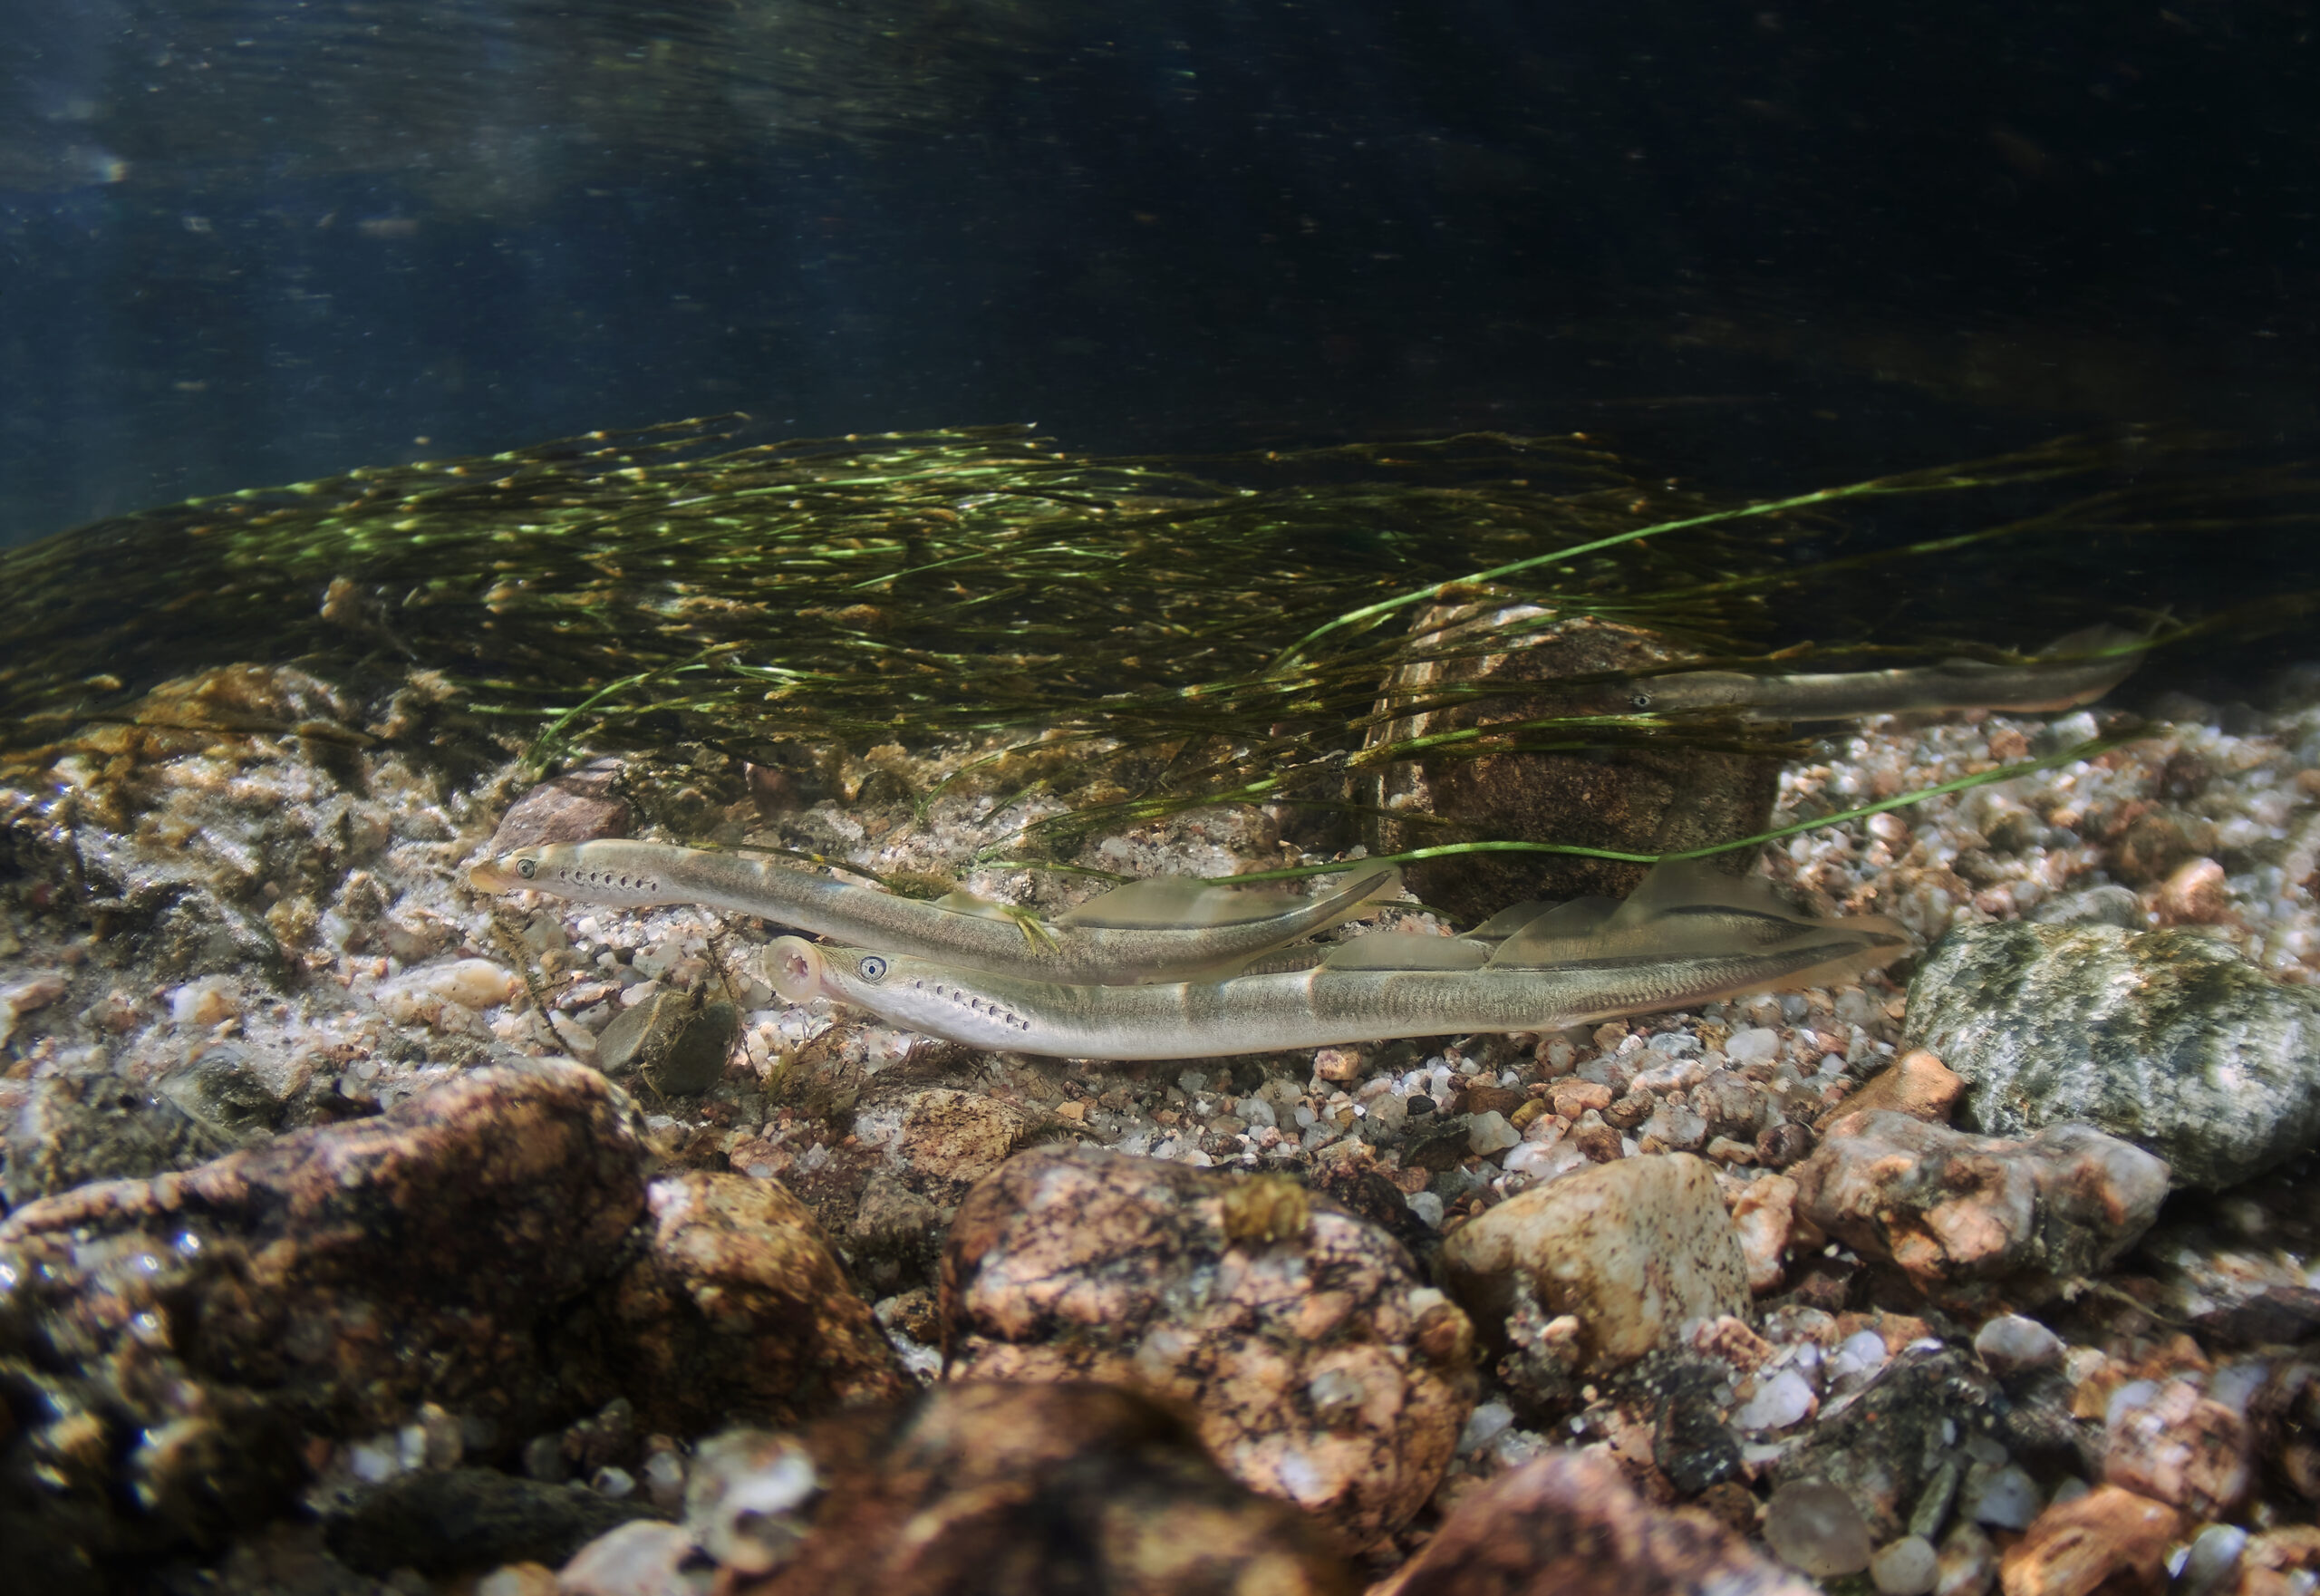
1790, 1110, 2168, 1308
940, 1145, 1474, 1553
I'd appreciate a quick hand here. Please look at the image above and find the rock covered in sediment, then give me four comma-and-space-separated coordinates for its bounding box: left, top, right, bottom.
1772, 1347, 2002, 1543
487, 759, 633, 853
323, 1465, 665, 1578
1440, 1152, 1751, 1372
671, 1382, 1357, 1596
1790, 1110, 2169, 1308
0, 1060, 894, 1590
1375, 1448, 1816, 1596
0, 1060, 645, 1586
584, 1169, 907, 1437
940, 1145, 1474, 1552
1904, 921, 2320, 1189
1363, 610, 1781, 921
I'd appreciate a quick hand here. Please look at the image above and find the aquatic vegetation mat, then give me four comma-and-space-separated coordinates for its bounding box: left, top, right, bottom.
0, 416, 2308, 866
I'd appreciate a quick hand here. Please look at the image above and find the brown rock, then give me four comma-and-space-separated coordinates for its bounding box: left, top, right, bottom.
1440, 1153, 1751, 1372
1842, 1049, 1964, 1124
1552, 1080, 1615, 1118
587, 1170, 908, 1436
2102, 1376, 2251, 1518
1729, 1174, 1800, 1294
1998, 1485, 2180, 1596
488, 760, 632, 852
896, 1088, 1035, 1204
0, 1062, 649, 1572
1375, 1447, 1815, 1596
2109, 812, 2200, 887
1363, 610, 1780, 922
714, 1382, 1356, 1596
2155, 857, 2229, 925
941, 1146, 1474, 1553
1790, 1110, 2168, 1309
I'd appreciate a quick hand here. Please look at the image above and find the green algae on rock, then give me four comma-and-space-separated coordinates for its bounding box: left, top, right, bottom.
1904, 921, 2320, 1189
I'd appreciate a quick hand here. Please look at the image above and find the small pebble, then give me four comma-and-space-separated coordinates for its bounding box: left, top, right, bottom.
1467, 1109, 1520, 1154
169, 976, 240, 1027
1726, 1026, 1780, 1065
1735, 1367, 1817, 1432
1764, 1479, 1872, 1577
1973, 1313, 2064, 1378
1936, 1522, 1997, 1596
1961, 1462, 2041, 1530
1872, 1534, 1941, 1596
2180, 1523, 2249, 1596
1406, 1190, 1445, 1228
1458, 1401, 1515, 1455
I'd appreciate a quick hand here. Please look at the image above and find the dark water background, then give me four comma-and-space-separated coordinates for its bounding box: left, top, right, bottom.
3, 0, 2315, 685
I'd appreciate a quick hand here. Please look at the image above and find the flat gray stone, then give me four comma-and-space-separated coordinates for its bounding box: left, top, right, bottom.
1904, 921, 2320, 1189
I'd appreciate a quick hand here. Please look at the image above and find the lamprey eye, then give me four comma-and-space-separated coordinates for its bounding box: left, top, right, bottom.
1630, 692, 1654, 710
516, 857, 537, 880
858, 954, 889, 982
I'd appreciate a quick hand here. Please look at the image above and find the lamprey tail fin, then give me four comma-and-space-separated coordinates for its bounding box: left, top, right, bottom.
1488, 859, 1910, 980
1320, 934, 1492, 971
1056, 865, 1401, 932
1772, 914, 1913, 990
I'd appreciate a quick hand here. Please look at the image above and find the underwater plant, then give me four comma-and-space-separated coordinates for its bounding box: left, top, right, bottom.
0, 415, 2307, 885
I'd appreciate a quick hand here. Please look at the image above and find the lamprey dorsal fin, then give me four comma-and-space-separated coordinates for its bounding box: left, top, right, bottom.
1057, 865, 1401, 931
1320, 933, 1492, 971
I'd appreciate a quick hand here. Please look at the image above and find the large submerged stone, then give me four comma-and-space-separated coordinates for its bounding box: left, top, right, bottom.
1904, 921, 2320, 1189
1439, 1152, 1752, 1373
941, 1145, 1474, 1553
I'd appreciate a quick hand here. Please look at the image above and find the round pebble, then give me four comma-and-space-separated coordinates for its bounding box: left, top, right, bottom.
1764, 1480, 1872, 1577
1961, 1462, 2041, 1530
1973, 1313, 2064, 1378
1871, 1534, 1941, 1596
2180, 1523, 2249, 1596
1735, 1367, 1817, 1432
1467, 1109, 1520, 1155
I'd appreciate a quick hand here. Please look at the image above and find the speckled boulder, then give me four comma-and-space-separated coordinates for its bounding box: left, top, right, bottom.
1374, 1447, 1814, 1596
939, 1145, 1475, 1553
691, 1382, 1357, 1596
1439, 1152, 1752, 1373
1791, 1109, 2169, 1309
1905, 921, 2320, 1188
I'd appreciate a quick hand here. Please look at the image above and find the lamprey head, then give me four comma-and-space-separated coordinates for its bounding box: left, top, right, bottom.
767, 935, 831, 1003
466, 846, 543, 893
769, 937, 894, 1003
467, 842, 674, 907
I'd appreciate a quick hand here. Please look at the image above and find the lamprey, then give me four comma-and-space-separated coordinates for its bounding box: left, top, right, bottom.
1610, 625, 2147, 722
470, 839, 1401, 984
764, 860, 1910, 1059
